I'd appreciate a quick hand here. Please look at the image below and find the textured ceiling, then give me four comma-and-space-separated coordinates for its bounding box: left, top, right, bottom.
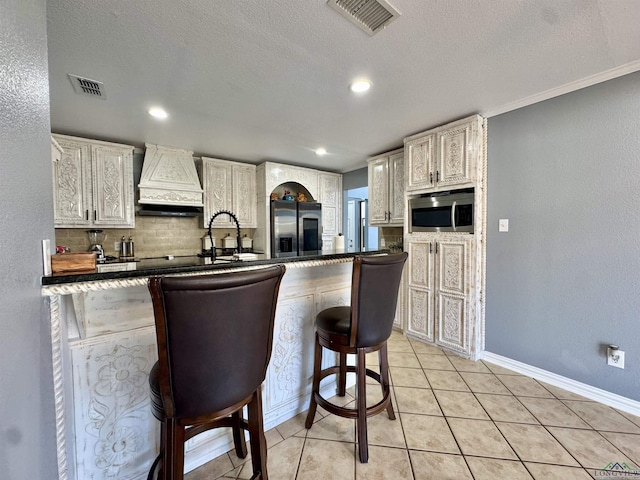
46, 0, 640, 172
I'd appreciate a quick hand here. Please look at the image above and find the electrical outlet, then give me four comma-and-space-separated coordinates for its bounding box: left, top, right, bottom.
115, 241, 121, 252
499, 219, 509, 232
607, 346, 625, 369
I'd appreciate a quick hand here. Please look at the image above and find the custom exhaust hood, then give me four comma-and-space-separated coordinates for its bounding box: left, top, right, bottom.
137, 144, 204, 216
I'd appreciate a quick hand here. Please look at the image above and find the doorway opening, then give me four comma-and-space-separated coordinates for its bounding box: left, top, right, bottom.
345, 187, 378, 252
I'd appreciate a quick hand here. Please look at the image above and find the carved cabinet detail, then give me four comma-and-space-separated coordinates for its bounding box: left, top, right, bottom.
405, 115, 481, 193
201, 157, 257, 228
406, 235, 471, 353
266, 294, 315, 413
318, 172, 342, 238
367, 148, 404, 226
70, 328, 157, 480
52, 134, 135, 228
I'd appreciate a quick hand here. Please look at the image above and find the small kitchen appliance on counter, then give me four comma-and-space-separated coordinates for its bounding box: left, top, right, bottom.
87, 229, 106, 262
241, 234, 253, 252
201, 234, 216, 256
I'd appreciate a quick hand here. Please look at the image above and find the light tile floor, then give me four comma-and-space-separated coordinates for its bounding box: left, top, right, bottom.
185, 331, 640, 480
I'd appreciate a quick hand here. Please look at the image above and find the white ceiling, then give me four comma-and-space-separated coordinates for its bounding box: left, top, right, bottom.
46, 0, 640, 173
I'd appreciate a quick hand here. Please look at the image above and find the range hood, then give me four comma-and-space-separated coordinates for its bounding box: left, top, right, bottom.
138, 144, 204, 216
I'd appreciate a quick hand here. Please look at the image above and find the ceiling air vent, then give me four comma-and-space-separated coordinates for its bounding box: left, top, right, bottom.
328, 0, 400, 36
68, 74, 107, 99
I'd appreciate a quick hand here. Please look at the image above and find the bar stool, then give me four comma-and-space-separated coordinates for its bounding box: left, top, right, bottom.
305, 253, 407, 463
147, 265, 285, 480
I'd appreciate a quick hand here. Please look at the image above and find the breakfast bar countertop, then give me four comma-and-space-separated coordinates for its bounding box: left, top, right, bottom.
41, 250, 389, 286
43, 247, 372, 479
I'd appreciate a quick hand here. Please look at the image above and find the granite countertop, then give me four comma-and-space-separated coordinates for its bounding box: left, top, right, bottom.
41, 250, 389, 286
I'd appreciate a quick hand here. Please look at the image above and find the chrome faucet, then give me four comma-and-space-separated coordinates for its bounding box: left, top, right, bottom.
207, 210, 242, 262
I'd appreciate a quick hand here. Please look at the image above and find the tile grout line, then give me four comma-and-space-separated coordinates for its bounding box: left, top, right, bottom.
443, 364, 513, 479
469, 357, 600, 476
408, 336, 478, 480
493, 373, 601, 473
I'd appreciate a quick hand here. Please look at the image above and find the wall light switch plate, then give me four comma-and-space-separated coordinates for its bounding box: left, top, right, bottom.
42, 239, 52, 275
499, 219, 509, 232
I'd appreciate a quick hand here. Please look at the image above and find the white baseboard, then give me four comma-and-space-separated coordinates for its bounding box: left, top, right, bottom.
481, 351, 640, 418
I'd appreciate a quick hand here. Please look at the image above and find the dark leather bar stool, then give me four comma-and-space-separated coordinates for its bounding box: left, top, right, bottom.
147, 265, 285, 480
305, 252, 407, 463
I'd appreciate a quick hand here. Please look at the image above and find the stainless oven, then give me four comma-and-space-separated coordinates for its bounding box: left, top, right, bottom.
409, 188, 474, 233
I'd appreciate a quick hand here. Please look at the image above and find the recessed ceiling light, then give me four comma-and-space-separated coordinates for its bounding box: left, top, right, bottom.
148, 107, 168, 120
349, 80, 371, 93
315, 148, 328, 156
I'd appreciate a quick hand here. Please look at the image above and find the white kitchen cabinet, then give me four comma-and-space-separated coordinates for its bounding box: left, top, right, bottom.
318, 171, 342, 237
52, 134, 135, 228
393, 267, 406, 330
405, 115, 482, 193
201, 157, 257, 229
406, 235, 473, 354
255, 161, 345, 257
368, 148, 404, 226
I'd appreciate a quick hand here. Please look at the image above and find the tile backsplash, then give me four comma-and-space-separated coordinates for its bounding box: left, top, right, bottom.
55, 216, 256, 258
379, 227, 404, 252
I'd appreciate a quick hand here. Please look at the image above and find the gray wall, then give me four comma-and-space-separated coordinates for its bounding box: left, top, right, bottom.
486, 71, 640, 401
0, 0, 58, 478
342, 166, 368, 191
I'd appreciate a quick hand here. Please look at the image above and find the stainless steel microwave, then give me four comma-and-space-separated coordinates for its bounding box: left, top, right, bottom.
409, 188, 474, 233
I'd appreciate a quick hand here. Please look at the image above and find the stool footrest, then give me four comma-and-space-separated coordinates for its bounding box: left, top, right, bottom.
318, 364, 382, 384
313, 364, 392, 420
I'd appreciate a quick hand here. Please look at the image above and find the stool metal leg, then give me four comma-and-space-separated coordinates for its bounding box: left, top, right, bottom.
356, 348, 369, 463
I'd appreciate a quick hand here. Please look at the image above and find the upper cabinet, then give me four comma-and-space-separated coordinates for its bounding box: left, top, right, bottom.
405, 115, 482, 193
368, 148, 404, 226
201, 157, 257, 228
318, 172, 342, 237
52, 134, 135, 228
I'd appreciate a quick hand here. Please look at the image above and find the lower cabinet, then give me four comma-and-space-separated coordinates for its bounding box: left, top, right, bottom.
406, 235, 474, 354
69, 327, 158, 480
393, 267, 406, 330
